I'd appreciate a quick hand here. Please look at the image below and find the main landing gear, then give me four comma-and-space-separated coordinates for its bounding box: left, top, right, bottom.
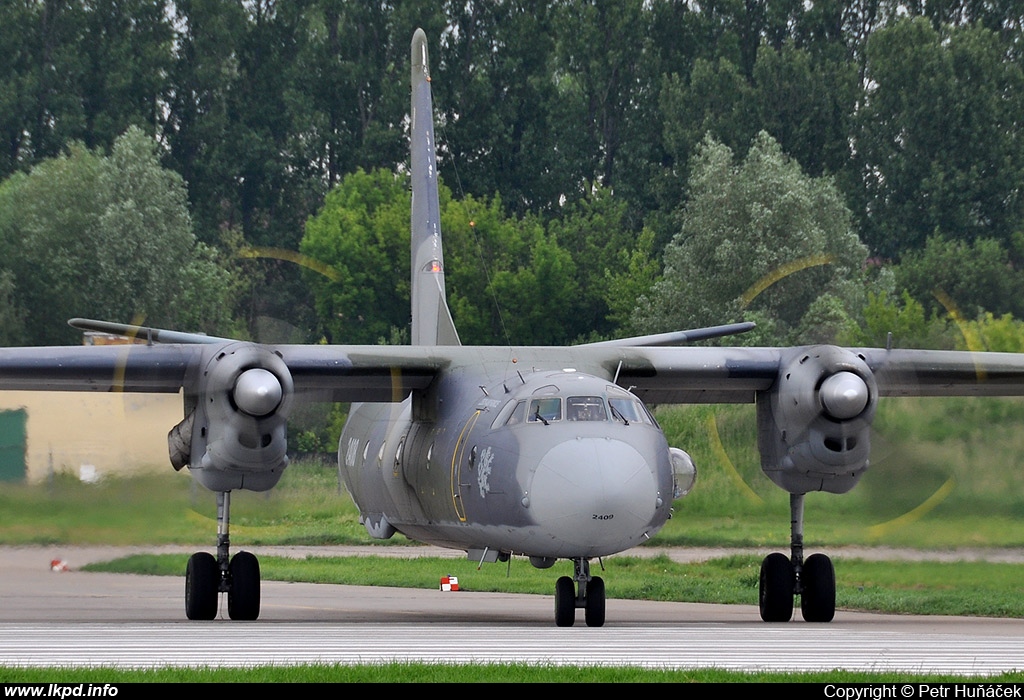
759, 493, 836, 623
554, 558, 606, 627
185, 491, 261, 621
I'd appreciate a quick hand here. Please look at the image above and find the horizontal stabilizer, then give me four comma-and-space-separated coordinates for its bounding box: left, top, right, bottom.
582, 322, 756, 348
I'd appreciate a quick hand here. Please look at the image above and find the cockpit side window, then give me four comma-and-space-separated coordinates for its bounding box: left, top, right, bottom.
528, 397, 561, 423
503, 400, 526, 426
567, 396, 607, 421
641, 401, 660, 428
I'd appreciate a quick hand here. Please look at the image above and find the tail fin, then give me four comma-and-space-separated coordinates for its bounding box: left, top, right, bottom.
410, 28, 460, 347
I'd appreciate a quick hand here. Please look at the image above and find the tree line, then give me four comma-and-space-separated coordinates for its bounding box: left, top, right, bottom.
3, 0, 1024, 350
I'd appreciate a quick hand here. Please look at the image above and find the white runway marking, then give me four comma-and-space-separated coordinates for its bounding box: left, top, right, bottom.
1, 623, 1022, 674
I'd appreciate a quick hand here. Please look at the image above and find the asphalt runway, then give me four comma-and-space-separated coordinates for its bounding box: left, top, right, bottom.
2, 546, 1024, 674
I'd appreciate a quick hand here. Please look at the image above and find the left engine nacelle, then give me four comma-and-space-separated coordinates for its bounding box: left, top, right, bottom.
169, 343, 294, 493
757, 345, 877, 494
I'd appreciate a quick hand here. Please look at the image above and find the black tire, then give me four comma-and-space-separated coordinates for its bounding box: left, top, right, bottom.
584, 576, 605, 628
228, 551, 261, 621
554, 576, 576, 627
800, 553, 836, 623
185, 552, 219, 620
759, 552, 795, 622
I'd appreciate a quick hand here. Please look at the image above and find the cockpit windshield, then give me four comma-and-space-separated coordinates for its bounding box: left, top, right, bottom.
567, 396, 607, 421
498, 385, 655, 428
608, 396, 655, 425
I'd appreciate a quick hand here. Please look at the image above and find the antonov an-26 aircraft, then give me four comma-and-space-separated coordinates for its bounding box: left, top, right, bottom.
4, 29, 1024, 627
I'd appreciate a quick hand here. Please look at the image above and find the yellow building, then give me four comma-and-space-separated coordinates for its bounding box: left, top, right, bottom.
0, 391, 182, 483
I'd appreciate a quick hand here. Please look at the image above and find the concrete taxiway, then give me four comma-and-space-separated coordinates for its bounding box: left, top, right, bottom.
1, 545, 1023, 674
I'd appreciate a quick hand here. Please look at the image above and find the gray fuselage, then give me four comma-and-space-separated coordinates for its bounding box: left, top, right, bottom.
338, 357, 677, 560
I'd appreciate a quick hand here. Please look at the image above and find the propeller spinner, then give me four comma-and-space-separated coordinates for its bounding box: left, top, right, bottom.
232, 368, 284, 417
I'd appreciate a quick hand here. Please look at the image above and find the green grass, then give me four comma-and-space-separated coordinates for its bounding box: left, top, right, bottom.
1, 664, 1021, 683
652, 396, 1024, 548
0, 459, 393, 547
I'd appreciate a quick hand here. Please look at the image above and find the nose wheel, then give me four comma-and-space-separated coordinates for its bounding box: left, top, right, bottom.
184, 491, 262, 621
554, 558, 605, 627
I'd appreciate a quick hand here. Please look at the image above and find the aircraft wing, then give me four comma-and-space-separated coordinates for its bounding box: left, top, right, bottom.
0, 343, 198, 393
6, 340, 1024, 403
0, 341, 444, 401
603, 346, 1024, 405
859, 347, 1024, 397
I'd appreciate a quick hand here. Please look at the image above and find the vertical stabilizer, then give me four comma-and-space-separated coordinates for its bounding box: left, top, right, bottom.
410, 28, 461, 347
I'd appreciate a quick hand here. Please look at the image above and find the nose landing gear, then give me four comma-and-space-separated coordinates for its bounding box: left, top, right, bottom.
554, 558, 606, 627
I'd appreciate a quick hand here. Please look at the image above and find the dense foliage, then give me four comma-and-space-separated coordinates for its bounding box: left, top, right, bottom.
4, 1, 1024, 347
0, 127, 239, 344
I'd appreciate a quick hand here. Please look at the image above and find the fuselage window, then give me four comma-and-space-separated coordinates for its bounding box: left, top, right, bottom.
567, 396, 607, 421
528, 397, 561, 423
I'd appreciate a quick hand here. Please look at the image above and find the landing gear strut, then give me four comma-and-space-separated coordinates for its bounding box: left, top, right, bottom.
184, 491, 261, 620
554, 558, 605, 627
758, 493, 835, 623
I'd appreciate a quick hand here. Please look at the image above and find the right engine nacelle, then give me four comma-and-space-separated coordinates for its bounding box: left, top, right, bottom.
757, 345, 877, 494
169, 342, 294, 493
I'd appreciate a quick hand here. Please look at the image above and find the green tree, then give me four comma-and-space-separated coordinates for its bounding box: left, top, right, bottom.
845, 290, 956, 350
433, 1, 560, 214
439, 191, 544, 345
77, 0, 175, 151
476, 223, 578, 345
0, 127, 238, 345
301, 167, 584, 346
893, 235, 1024, 320
0, 0, 88, 173
856, 18, 1024, 256
604, 227, 661, 336
0, 0, 41, 177
661, 56, 756, 188
0, 0, 176, 179
299, 168, 410, 345
750, 42, 858, 179
956, 312, 1024, 353
634, 132, 872, 344
0, 269, 26, 346
545, 187, 637, 341
661, 40, 858, 202
549, 0, 652, 199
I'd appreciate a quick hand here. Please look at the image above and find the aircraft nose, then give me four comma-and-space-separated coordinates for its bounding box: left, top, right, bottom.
527, 438, 658, 556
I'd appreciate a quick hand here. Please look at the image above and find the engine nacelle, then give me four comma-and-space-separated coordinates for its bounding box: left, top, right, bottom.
757, 345, 877, 494
170, 343, 294, 493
